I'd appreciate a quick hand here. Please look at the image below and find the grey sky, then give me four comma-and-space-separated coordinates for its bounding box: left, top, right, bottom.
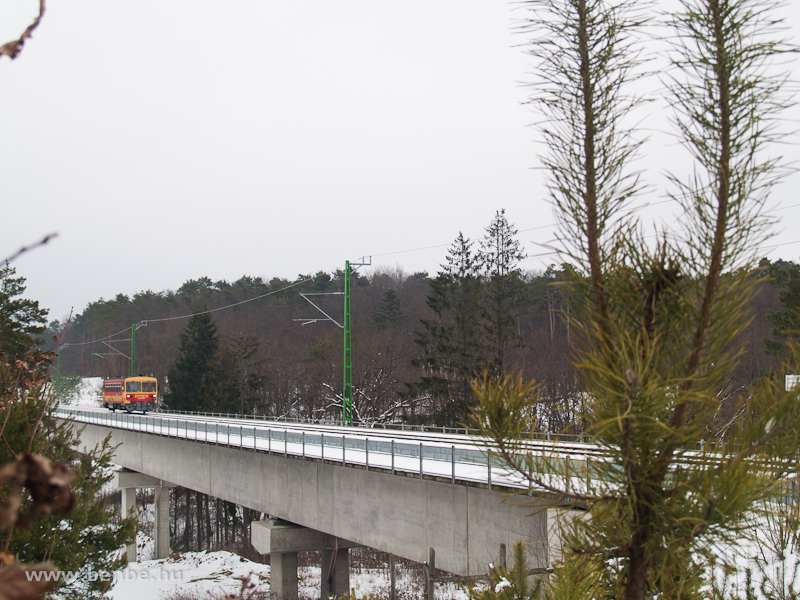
2, 0, 799, 322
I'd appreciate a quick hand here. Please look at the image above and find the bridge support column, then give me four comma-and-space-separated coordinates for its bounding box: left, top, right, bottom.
115, 469, 177, 561
251, 519, 359, 600
270, 551, 299, 600
121, 487, 137, 562
321, 546, 350, 598
154, 483, 171, 559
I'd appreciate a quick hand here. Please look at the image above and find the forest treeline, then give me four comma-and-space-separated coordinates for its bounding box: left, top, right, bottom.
43, 213, 797, 430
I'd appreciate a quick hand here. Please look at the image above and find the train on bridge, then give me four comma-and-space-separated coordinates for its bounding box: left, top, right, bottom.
102, 376, 158, 413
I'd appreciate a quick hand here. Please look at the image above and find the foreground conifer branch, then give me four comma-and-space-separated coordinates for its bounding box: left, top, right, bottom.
473, 0, 799, 598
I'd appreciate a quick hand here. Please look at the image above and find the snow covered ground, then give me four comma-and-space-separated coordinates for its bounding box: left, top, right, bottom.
106, 547, 472, 600
107, 550, 269, 600
57, 375, 103, 406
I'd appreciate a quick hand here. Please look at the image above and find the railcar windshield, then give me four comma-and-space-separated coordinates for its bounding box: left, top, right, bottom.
143, 381, 156, 393
126, 381, 141, 393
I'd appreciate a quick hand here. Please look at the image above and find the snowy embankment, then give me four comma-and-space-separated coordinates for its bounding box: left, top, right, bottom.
107, 549, 269, 600
107, 546, 471, 600
58, 376, 103, 407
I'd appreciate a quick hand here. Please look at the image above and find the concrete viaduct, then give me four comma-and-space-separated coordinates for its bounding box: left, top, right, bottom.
60, 407, 585, 598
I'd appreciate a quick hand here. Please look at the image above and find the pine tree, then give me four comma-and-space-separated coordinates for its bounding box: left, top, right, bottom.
165, 310, 248, 413
410, 232, 484, 426
0, 333, 136, 599
165, 310, 220, 411
0, 261, 48, 359
478, 210, 527, 374
371, 289, 404, 329
469, 541, 543, 600
472, 0, 799, 598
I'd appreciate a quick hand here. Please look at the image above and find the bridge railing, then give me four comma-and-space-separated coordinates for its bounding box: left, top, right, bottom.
153, 408, 589, 444
56, 407, 593, 492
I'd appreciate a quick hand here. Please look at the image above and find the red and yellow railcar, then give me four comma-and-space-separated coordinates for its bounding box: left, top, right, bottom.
103, 376, 158, 413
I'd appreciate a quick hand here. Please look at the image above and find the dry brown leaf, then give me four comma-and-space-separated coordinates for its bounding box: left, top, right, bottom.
0, 561, 57, 600
0, 0, 46, 61
0, 454, 75, 532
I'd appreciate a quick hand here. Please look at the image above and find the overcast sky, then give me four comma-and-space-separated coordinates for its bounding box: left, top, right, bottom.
2, 0, 799, 322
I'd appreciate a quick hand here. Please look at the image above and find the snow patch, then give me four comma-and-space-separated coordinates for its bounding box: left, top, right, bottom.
108, 550, 269, 600
59, 376, 103, 407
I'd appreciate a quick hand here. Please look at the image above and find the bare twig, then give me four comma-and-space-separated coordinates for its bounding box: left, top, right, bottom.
3, 234, 57, 264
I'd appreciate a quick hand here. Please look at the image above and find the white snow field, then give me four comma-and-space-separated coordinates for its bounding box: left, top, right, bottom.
57, 375, 103, 406
106, 548, 473, 600
107, 550, 269, 600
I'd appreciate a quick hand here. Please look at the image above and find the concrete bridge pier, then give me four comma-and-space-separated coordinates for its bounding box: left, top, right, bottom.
251, 519, 359, 600
321, 545, 350, 598
115, 469, 177, 561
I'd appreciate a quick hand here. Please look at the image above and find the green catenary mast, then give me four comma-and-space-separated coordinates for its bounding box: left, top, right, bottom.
341, 258, 370, 425
343, 261, 353, 425
130, 323, 136, 377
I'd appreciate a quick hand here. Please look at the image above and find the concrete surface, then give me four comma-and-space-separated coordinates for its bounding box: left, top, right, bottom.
72, 422, 551, 575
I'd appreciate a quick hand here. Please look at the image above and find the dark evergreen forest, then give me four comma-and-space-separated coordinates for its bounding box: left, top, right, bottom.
48, 238, 796, 432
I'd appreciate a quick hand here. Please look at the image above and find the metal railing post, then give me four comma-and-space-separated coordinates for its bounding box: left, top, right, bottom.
419, 443, 423, 480
365, 437, 369, 471
321, 434, 325, 464
391, 440, 395, 475
451, 446, 455, 484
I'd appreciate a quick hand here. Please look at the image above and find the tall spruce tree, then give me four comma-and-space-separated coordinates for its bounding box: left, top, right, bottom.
166, 310, 245, 412
371, 289, 404, 329
165, 310, 221, 411
0, 262, 48, 359
472, 0, 799, 599
410, 232, 484, 426
478, 210, 527, 374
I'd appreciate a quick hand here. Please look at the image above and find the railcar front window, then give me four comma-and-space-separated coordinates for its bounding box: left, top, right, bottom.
126, 382, 141, 393
143, 381, 156, 393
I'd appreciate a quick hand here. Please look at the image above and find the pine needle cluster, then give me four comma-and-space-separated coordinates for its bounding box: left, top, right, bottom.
472, 1, 799, 599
